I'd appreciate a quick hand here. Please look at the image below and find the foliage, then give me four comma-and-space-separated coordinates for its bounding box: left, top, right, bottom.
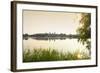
23, 48, 90, 62
77, 13, 91, 50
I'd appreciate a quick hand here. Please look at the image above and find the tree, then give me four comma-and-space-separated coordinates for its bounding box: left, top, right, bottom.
77, 13, 91, 50
23, 33, 28, 37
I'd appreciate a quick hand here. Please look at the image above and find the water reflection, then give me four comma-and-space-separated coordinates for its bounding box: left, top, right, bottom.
23, 36, 73, 41
23, 37, 89, 53
23, 33, 79, 41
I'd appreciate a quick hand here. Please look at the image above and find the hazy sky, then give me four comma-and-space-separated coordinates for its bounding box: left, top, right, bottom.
23, 10, 81, 35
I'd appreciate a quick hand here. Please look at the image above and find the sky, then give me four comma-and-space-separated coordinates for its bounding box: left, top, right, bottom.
23, 10, 81, 35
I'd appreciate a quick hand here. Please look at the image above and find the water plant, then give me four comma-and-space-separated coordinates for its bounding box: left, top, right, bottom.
23, 48, 90, 62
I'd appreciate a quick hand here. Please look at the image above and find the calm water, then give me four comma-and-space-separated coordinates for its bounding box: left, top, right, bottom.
23, 38, 89, 54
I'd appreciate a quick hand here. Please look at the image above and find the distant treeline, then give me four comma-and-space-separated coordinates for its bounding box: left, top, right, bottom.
23, 33, 79, 38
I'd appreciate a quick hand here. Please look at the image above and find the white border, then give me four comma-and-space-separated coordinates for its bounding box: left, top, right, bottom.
17, 3, 96, 69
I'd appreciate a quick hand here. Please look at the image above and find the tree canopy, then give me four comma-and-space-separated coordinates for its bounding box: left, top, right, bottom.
77, 13, 91, 50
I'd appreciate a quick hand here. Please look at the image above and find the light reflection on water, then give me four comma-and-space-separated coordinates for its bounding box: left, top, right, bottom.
23, 38, 89, 54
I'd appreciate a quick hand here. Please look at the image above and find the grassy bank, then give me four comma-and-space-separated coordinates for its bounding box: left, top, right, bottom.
23, 48, 90, 62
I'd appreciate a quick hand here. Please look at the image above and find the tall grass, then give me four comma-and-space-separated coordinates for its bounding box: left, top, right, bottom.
23, 48, 90, 62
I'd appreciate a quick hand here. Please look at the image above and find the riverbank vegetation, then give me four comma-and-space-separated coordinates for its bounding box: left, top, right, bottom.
23, 48, 90, 62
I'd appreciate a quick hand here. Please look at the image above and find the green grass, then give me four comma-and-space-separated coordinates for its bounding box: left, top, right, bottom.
23, 48, 90, 62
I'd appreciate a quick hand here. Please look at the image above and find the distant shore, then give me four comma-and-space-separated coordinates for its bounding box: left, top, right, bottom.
23, 33, 79, 38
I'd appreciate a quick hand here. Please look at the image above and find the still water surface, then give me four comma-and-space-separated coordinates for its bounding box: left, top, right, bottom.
23, 38, 89, 54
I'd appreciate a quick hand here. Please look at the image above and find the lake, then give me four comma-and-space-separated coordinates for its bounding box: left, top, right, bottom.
23, 38, 89, 55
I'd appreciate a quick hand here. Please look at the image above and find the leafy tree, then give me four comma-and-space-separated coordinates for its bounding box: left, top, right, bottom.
77, 13, 91, 50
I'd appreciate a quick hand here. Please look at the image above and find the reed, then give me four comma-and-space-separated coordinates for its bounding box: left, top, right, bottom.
23, 48, 90, 62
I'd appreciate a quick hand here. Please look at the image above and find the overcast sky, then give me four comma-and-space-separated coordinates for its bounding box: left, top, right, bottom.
23, 10, 81, 35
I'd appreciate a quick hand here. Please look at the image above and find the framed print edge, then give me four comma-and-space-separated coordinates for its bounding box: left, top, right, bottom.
11, 1, 17, 72
96, 6, 98, 67
11, 1, 98, 72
